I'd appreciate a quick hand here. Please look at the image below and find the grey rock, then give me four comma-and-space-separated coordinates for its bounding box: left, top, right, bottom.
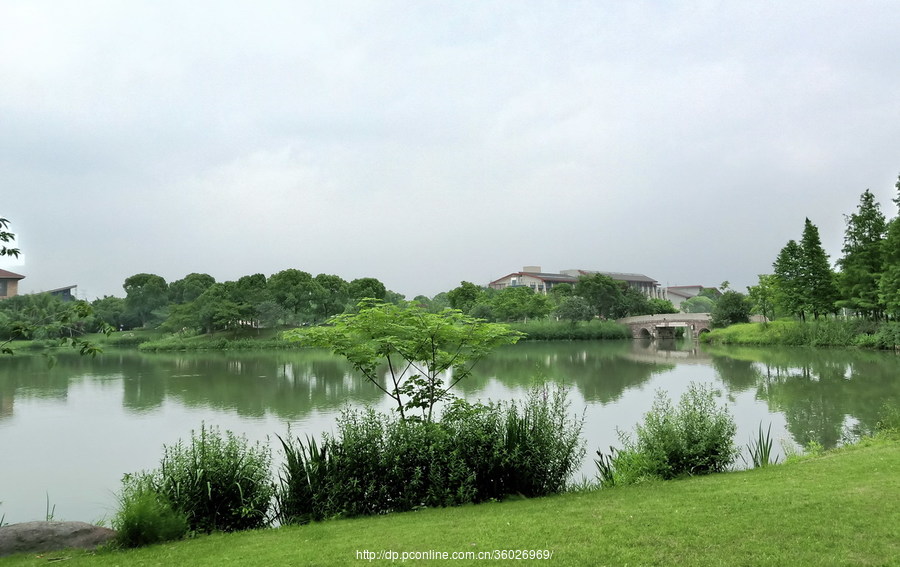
0, 521, 116, 557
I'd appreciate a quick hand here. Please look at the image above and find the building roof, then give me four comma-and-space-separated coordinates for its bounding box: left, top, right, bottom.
489, 272, 578, 286
0, 269, 25, 280
46, 285, 77, 294
565, 269, 658, 284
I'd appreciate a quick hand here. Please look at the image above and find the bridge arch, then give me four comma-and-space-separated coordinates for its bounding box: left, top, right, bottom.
617, 313, 713, 340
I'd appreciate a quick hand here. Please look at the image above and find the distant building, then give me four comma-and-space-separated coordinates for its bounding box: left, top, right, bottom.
664, 285, 720, 309
488, 266, 663, 298
488, 267, 577, 294
0, 269, 25, 299
47, 285, 78, 302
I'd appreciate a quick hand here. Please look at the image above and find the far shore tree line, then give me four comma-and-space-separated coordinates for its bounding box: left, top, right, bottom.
4, 173, 900, 341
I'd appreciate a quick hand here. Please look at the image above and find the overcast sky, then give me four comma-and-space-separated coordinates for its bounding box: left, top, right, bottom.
2, 1, 899, 301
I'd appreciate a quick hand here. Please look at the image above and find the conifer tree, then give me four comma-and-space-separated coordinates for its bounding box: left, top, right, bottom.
773, 239, 804, 320
799, 218, 839, 319
836, 189, 887, 319
879, 175, 900, 318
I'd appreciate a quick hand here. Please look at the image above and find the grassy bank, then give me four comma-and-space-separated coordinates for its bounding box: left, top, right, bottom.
703, 318, 900, 349
6, 437, 898, 566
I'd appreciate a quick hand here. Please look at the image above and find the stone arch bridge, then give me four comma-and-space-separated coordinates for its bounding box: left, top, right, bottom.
617, 313, 712, 340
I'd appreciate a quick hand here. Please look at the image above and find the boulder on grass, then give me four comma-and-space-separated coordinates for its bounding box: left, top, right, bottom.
0, 521, 116, 557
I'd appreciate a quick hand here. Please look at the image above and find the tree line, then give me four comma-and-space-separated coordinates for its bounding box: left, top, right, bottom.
746, 174, 900, 323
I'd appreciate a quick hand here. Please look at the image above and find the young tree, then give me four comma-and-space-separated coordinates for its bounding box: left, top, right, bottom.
799, 218, 839, 319
747, 274, 777, 322
836, 189, 887, 319
287, 301, 523, 421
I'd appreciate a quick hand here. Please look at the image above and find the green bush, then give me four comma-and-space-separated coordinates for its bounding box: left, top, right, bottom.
599, 383, 738, 483
145, 424, 274, 533
112, 473, 188, 548
276, 384, 585, 523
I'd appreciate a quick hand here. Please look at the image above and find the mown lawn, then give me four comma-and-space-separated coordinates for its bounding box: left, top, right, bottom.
5, 438, 899, 566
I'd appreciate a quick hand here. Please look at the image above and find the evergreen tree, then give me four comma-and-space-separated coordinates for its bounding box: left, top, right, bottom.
799, 218, 839, 319
879, 174, 900, 318
836, 189, 887, 319
773, 239, 805, 320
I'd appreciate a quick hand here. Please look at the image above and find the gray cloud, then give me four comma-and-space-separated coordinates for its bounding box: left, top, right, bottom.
2, 1, 899, 299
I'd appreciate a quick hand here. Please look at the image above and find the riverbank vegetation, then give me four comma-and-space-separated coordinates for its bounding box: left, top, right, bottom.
703, 318, 900, 348
7, 428, 898, 565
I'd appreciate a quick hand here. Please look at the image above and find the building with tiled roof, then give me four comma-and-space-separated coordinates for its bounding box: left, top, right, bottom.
0, 269, 25, 299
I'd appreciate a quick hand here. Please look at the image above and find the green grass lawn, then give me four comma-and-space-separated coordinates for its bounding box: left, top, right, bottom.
5, 437, 899, 566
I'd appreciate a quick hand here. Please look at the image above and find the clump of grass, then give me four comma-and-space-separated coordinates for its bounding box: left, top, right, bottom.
743, 423, 777, 468
121, 423, 275, 535
112, 474, 188, 548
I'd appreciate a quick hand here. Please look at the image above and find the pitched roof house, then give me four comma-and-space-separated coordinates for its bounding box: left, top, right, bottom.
0, 269, 25, 299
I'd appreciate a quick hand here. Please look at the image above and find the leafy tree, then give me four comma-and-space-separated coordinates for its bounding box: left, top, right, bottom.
492, 286, 550, 322
747, 274, 777, 322
313, 274, 350, 321
91, 295, 132, 330
799, 218, 839, 319
447, 281, 483, 314
554, 296, 594, 324
288, 301, 523, 421
646, 298, 678, 315
773, 239, 805, 320
548, 283, 574, 306
711, 290, 751, 328
836, 189, 887, 319
169, 273, 216, 304
575, 274, 621, 319
383, 289, 406, 305
348, 277, 387, 304
612, 285, 651, 318
268, 269, 319, 323
680, 295, 715, 313
124, 273, 169, 327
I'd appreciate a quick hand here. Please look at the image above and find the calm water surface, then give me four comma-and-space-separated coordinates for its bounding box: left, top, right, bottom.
1, 339, 898, 524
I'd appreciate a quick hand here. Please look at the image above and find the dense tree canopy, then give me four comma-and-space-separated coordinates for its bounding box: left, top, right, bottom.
123, 273, 169, 327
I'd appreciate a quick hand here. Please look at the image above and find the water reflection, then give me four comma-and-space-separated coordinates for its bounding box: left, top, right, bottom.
2, 342, 898, 448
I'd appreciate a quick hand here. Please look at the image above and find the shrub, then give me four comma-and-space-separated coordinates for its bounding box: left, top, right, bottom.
599, 383, 738, 483
151, 424, 274, 533
112, 473, 188, 548
276, 384, 585, 523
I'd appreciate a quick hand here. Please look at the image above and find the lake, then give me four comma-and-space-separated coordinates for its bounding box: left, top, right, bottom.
1, 339, 898, 524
